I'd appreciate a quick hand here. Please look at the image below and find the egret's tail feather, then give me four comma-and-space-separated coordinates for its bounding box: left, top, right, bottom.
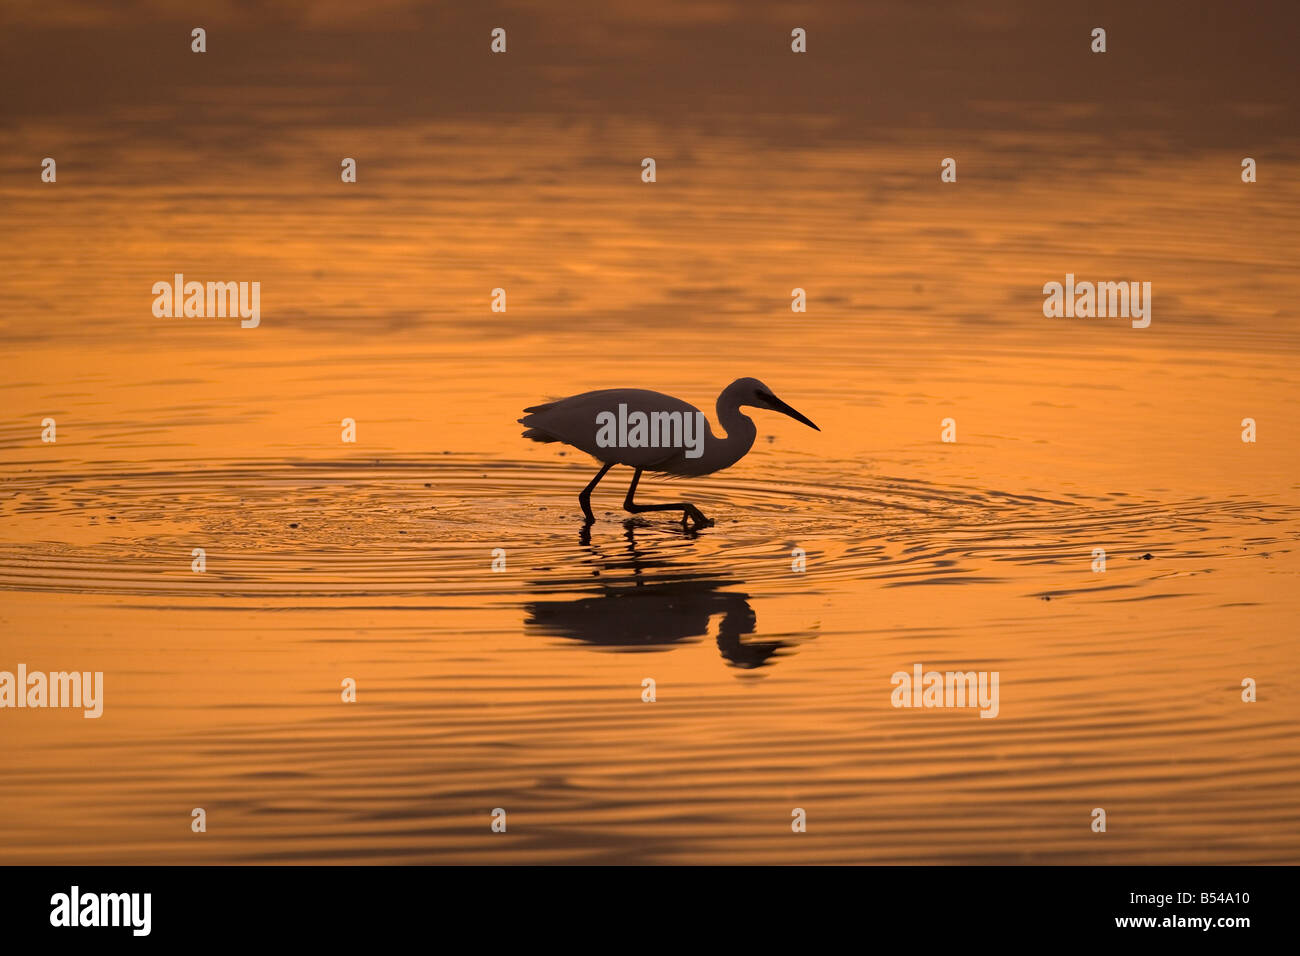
519, 401, 562, 443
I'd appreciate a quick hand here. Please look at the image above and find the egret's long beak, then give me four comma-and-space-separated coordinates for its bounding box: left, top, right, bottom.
757, 389, 820, 431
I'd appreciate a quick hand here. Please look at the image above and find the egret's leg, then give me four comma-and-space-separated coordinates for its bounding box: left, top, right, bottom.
578, 462, 613, 523
622, 468, 713, 527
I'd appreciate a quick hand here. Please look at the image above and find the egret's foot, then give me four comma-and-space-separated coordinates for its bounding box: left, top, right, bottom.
682, 506, 713, 529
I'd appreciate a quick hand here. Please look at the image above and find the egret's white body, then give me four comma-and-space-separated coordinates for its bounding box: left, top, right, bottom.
520, 377, 819, 527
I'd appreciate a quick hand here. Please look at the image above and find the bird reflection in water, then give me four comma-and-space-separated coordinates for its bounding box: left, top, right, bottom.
524, 527, 798, 670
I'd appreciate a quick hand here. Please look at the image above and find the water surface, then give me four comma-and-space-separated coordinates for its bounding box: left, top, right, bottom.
2, 80, 1299, 864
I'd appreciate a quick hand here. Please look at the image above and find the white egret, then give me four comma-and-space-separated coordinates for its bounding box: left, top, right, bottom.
519, 377, 819, 527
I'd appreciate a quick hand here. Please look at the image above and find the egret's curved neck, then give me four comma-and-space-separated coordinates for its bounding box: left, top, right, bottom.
701, 384, 756, 472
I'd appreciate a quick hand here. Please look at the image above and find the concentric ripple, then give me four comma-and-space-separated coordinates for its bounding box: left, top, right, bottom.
2, 455, 1295, 603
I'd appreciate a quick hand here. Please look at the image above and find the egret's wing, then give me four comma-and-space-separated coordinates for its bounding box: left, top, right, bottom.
519, 388, 704, 469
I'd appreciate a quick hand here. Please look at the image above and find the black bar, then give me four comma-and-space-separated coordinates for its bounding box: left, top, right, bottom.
0, 865, 1278, 943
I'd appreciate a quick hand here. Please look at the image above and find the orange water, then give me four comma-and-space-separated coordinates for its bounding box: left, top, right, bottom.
2, 33, 1299, 862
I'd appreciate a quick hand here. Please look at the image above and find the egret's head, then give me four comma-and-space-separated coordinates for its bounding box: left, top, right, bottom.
732, 377, 820, 431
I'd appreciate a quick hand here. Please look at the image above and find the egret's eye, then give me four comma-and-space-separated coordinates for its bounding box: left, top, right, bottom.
755, 388, 776, 404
